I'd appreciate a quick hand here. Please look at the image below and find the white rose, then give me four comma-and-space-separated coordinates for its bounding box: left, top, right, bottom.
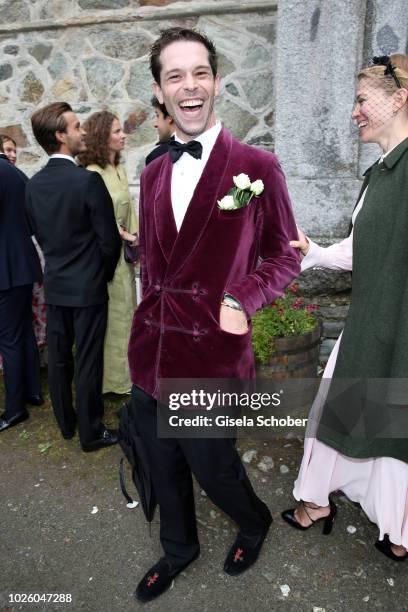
218, 195, 236, 210
233, 173, 251, 190
250, 179, 264, 196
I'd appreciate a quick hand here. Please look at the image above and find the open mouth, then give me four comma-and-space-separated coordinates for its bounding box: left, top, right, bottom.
358, 121, 368, 129
179, 98, 204, 113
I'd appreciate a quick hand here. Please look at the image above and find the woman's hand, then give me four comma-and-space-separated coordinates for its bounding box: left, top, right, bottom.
119, 228, 138, 245
290, 226, 310, 257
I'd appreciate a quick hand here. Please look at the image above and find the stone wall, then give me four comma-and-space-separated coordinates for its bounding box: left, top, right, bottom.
0, 0, 277, 185
2, 0, 407, 360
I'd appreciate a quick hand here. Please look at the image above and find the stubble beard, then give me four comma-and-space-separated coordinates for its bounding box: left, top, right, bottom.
172, 97, 216, 140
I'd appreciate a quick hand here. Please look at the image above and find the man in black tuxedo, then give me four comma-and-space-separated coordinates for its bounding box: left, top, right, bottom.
145, 97, 175, 165
0, 153, 43, 432
26, 102, 122, 451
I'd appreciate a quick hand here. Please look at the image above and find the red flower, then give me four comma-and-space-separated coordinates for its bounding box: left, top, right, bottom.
289, 283, 299, 294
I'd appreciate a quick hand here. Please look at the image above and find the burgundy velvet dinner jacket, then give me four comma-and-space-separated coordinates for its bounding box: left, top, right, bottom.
128, 127, 301, 398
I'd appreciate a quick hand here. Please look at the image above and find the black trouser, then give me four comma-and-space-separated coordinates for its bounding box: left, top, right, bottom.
0, 284, 40, 419
46, 303, 108, 444
131, 385, 271, 567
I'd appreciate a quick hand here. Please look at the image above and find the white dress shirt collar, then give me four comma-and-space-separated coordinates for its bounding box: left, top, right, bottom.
174, 121, 222, 162
50, 153, 77, 165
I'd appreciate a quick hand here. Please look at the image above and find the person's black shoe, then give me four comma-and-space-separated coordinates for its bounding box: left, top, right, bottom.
0, 410, 29, 432
375, 534, 408, 562
223, 516, 273, 577
135, 556, 197, 603
81, 428, 119, 452
26, 394, 44, 406
281, 499, 337, 534
62, 429, 76, 440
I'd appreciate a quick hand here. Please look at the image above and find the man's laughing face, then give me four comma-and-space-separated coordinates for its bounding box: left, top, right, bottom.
154, 40, 220, 142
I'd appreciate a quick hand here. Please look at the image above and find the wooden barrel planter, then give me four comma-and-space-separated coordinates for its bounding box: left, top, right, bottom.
256, 319, 322, 380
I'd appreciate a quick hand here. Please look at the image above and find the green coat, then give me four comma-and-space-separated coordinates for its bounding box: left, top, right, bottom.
318, 137, 408, 462
87, 163, 137, 394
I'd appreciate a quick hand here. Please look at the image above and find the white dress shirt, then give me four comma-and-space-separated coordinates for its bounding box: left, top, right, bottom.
171, 121, 222, 231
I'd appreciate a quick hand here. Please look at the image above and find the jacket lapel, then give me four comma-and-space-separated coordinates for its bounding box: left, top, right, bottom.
163, 127, 233, 279
153, 153, 178, 263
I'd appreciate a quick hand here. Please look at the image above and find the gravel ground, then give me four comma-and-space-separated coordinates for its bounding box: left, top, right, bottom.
0, 379, 407, 612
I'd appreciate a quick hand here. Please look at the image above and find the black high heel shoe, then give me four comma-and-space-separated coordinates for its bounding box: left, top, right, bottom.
281, 499, 337, 535
375, 534, 408, 562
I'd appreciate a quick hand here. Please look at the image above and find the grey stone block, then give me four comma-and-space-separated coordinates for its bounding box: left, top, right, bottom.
84, 58, 125, 101
299, 269, 352, 296
126, 60, 154, 105
78, 0, 129, 9
286, 177, 362, 237
0, 0, 30, 23
88, 29, 150, 61
29, 44, 52, 64
275, 0, 366, 179
323, 321, 345, 339
0, 64, 13, 81
215, 97, 258, 141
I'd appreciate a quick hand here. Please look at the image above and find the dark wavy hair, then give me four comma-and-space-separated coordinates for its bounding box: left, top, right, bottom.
151, 96, 170, 118
77, 110, 120, 168
150, 27, 217, 85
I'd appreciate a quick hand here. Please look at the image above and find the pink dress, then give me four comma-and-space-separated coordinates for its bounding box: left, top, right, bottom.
31, 239, 46, 349
293, 192, 408, 548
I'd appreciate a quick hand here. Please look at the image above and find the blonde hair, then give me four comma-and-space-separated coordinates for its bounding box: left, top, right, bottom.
358, 54, 408, 94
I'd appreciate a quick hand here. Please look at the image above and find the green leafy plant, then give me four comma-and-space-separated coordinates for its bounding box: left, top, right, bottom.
38, 441, 53, 454
252, 283, 319, 365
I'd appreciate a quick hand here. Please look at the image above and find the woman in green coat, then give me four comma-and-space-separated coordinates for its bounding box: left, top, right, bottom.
79, 111, 138, 394
283, 54, 408, 562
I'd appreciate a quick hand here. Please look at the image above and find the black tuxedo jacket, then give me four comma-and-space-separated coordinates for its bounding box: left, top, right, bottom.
25, 158, 121, 307
0, 156, 42, 291
145, 142, 171, 166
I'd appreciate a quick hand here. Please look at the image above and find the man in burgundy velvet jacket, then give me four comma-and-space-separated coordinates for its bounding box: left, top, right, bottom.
128, 28, 300, 603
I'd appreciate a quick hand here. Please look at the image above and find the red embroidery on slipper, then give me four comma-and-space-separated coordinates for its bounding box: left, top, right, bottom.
147, 572, 159, 587
234, 548, 244, 562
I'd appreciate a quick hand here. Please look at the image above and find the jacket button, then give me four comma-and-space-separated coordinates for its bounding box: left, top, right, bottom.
154, 284, 161, 292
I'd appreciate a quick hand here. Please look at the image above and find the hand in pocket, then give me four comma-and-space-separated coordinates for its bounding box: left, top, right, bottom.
219, 304, 249, 335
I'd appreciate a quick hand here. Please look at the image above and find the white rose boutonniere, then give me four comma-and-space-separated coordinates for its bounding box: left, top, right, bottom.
218, 195, 236, 210
217, 174, 264, 211
250, 179, 264, 196
233, 173, 251, 190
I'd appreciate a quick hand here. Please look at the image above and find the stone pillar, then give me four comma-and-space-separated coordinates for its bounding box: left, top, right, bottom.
274, 0, 367, 240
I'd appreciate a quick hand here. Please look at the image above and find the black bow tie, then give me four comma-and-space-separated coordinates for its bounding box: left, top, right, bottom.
168, 139, 203, 163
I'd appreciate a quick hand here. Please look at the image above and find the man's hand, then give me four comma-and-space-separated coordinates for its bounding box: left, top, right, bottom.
289, 226, 310, 257
219, 304, 249, 335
